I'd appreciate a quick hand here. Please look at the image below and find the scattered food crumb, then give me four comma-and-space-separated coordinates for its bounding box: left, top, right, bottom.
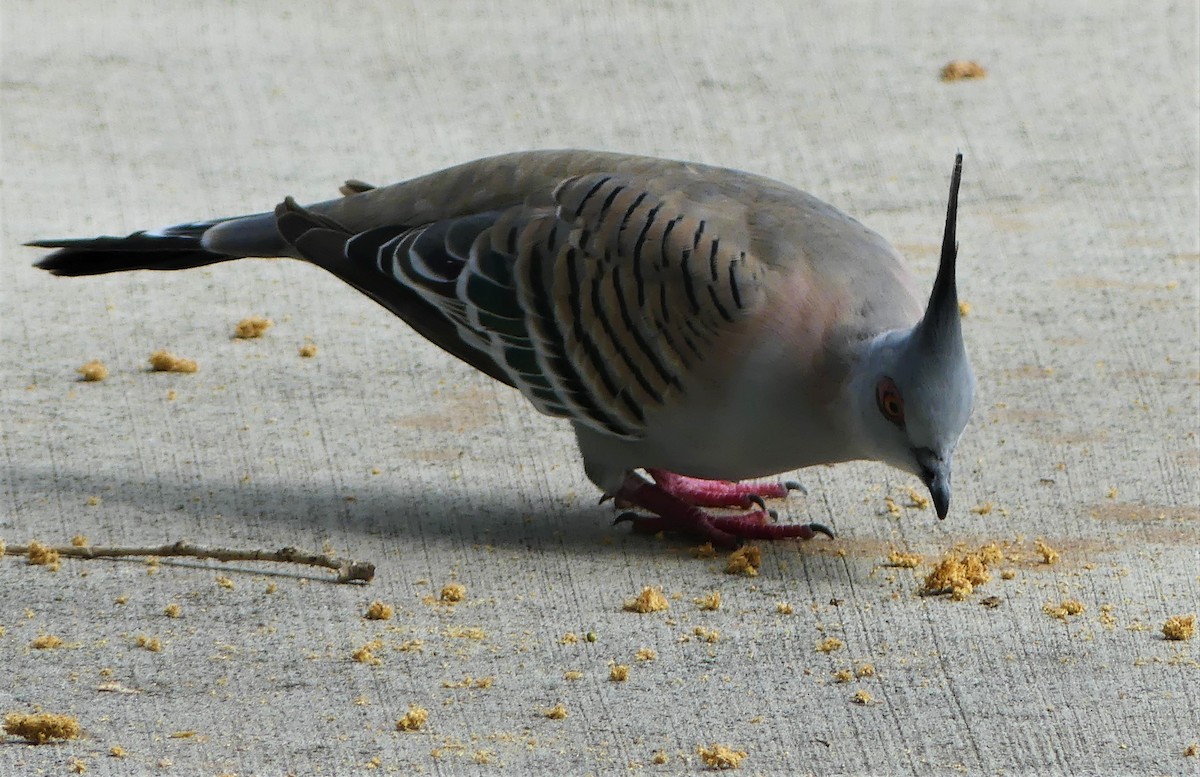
298, 342, 318, 358
563, 670, 583, 681
1106, 486, 1119, 499
352, 639, 383, 665
883, 496, 902, 517
3, 711, 81, 743
904, 487, 930, 510
365, 600, 394, 620
109, 745, 127, 758
543, 703, 568, 720
852, 689, 874, 705
135, 635, 162, 652
1035, 538, 1060, 564
775, 601, 794, 615
981, 596, 1003, 609
609, 664, 630, 682
958, 301, 972, 317
396, 705, 428, 731
697, 743, 746, 770
696, 590, 722, 611
560, 632, 579, 645
921, 543, 1002, 600
1043, 599, 1086, 620
70, 534, 88, 547
940, 59, 987, 81
651, 751, 669, 765
163, 603, 182, 619
148, 350, 198, 373
887, 549, 923, 568
473, 750, 494, 765
31, 634, 64, 649
26, 541, 61, 571
77, 360, 108, 382
970, 502, 994, 515
624, 586, 669, 613
856, 663, 876, 678
693, 626, 720, 643
635, 648, 657, 662
817, 637, 845, 653
833, 669, 853, 683
216, 576, 235, 590
725, 546, 761, 577
440, 582, 466, 603
1185, 742, 1198, 757
234, 316, 273, 339
1162, 614, 1195, 641
1000, 570, 1017, 581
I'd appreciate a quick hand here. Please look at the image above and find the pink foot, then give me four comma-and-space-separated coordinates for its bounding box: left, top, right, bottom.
613, 472, 832, 548
645, 469, 806, 508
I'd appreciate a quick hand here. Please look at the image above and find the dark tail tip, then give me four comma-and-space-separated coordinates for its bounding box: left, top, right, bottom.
29, 229, 232, 277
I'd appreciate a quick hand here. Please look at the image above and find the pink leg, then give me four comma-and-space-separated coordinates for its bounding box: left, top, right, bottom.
646, 468, 806, 508
614, 472, 832, 548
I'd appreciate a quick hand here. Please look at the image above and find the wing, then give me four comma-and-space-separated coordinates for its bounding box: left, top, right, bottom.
275, 170, 769, 440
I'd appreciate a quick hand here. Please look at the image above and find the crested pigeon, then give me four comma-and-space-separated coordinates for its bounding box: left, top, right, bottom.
30, 150, 975, 547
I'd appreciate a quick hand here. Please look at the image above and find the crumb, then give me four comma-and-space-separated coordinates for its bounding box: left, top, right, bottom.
609, 664, 630, 682
264, 582, 278, 595
697, 743, 746, 770
651, 751, 669, 765
817, 637, 844, 653
354, 695, 370, 706
365, 600, 394, 620
940, 59, 987, 81
109, 745, 127, 758
624, 586, 669, 613
77, 360, 108, 382
114, 595, 129, 605
69, 756, 87, 773
543, 703, 568, 720
216, 576, 235, 590
1035, 538, 1060, 564
440, 582, 466, 603
696, 591, 722, 611
163, 603, 182, 619
563, 670, 583, 681
298, 343, 318, 358
70, 535, 88, 547
980, 596, 1002, 609
852, 689, 874, 705
693, 626, 720, 643
921, 543, 1001, 600
1106, 486, 1119, 499
970, 502, 994, 515
1043, 599, 1086, 620
1000, 570, 1017, 580
832, 669, 853, 683
473, 750, 494, 765
1185, 742, 1198, 757
904, 487, 930, 510
352, 639, 383, 665
725, 546, 761, 577
636, 648, 657, 662
234, 316, 273, 339
856, 663, 876, 678
560, 632, 579, 645
26, 540, 61, 571
148, 350, 198, 373
691, 542, 717, 559
3, 711, 81, 743
883, 496, 902, 517
135, 635, 162, 652
775, 602, 794, 615
1162, 614, 1195, 641
442, 626, 486, 640
958, 301, 972, 317
887, 549, 922, 568
30, 634, 64, 649
396, 705, 428, 731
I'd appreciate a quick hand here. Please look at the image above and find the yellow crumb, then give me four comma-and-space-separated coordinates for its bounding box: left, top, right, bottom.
166, 389, 177, 400
1043, 599, 1086, 620
1035, 538, 1060, 564
887, 549, 923, 568
264, 581, 278, 594
473, 750, 494, 765
921, 543, 1001, 600
775, 601, 794, 615
856, 663, 876, 678
940, 59, 987, 81
1162, 614, 1195, 641
3, 711, 81, 743
883, 496, 902, 517
609, 664, 630, 682
234, 316, 273, 339
395, 705, 428, 731
216, 575, 235, 590
852, 689, 874, 705
543, 703, 568, 720
1106, 486, 1119, 499
440, 582, 466, 603
832, 669, 853, 683
443, 626, 486, 640
135, 635, 162, 652
624, 586, 669, 613
163, 603, 182, 619
970, 502, 994, 515
77, 360, 108, 382
695, 591, 722, 611
904, 487, 930, 510
563, 670, 583, 681
958, 301, 972, 317
817, 637, 845, 653
365, 600, 394, 620
1000, 569, 1017, 580
31, 634, 64, 649
70, 534, 88, 547
69, 756, 87, 773
26, 540, 61, 571
109, 745, 127, 758
298, 342, 318, 358
148, 350, 198, 373
1185, 742, 1198, 757
651, 751, 669, 765
693, 626, 720, 643
725, 546, 761, 577
352, 639, 383, 665
560, 632, 579, 645
691, 542, 717, 559
697, 743, 747, 770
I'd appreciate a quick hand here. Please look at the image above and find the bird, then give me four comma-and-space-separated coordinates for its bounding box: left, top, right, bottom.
29, 150, 975, 547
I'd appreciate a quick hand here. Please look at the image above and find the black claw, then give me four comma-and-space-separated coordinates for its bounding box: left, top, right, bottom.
599, 493, 614, 505
613, 511, 641, 526
784, 480, 808, 496
748, 494, 768, 510
768, 509, 779, 521
808, 522, 835, 539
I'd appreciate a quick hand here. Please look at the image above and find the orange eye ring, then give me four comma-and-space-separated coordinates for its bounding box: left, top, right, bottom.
876, 377, 905, 426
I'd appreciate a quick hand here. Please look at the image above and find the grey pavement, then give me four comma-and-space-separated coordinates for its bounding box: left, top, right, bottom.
1, 1, 1197, 774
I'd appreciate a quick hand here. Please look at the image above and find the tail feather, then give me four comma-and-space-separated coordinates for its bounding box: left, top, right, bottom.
30, 222, 235, 276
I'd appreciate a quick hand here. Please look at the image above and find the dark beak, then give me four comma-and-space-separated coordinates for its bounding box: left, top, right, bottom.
916, 450, 952, 520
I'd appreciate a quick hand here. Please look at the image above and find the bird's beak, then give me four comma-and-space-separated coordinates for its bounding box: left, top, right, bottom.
916, 450, 952, 520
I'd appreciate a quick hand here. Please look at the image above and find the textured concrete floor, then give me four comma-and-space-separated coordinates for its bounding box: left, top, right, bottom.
2, 1, 1197, 775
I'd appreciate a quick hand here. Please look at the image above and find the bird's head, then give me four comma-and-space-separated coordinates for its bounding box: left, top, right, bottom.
855, 154, 975, 518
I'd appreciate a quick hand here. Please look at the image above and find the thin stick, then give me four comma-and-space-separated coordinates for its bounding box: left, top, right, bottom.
3, 540, 375, 583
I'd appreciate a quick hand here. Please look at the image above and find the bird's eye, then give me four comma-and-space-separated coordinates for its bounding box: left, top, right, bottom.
876, 377, 905, 426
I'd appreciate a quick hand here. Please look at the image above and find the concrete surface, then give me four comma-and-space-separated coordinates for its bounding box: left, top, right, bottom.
1, 1, 1197, 774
